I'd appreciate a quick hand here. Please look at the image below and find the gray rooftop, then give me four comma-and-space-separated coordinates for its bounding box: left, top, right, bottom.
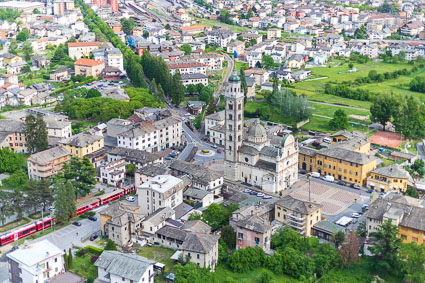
236, 215, 272, 233
276, 195, 322, 215
60, 131, 103, 147
27, 146, 71, 165
371, 164, 410, 179
109, 147, 162, 164
180, 233, 219, 254
182, 220, 211, 234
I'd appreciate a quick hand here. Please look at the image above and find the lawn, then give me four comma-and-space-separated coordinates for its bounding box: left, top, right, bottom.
235, 61, 248, 71
301, 116, 369, 134
138, 246, 176, 274
214, 266, 299, 283
196, 18, 250, 33
71, 254, 98, 279
309, 102, 370, 120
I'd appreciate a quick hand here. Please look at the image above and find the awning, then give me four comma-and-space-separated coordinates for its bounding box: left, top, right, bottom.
170, 250, 182, 260
380, 185, 385, 189
368, 182, 375, 187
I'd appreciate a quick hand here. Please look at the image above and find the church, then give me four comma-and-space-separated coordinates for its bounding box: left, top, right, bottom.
223, 68, 299, 194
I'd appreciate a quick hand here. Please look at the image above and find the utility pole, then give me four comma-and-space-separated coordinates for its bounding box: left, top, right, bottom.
308, 174, 311, 202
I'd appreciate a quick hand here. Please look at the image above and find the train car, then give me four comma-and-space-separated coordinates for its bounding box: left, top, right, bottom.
100, 189, 125, 205
35, 217, 54, 230
76, 197, 102, 215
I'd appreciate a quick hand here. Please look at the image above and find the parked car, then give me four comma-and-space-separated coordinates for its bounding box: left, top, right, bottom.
337, 181, 346, 186
88, 215, 97, 222
217, 148, 222, 153
351, 213, 361, 218
249, 191, 257, 195
263, 195, 272, 199
211, 144, 217, 149
352, 184, 361, 190
126, 196, 136, 202
367, 189, 374, 194
72, 221, 82, 227
243, 189, 251, 193
90, 234, 98, 241
299, 169, 307, 175
257, 193, 265, 197
48, 206, 54, 212
322, 175, 335, 182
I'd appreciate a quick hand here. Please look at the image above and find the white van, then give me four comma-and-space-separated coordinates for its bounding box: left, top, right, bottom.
322, 175, 335, 182
323, 137, 332, 144
311, 172, 320, 178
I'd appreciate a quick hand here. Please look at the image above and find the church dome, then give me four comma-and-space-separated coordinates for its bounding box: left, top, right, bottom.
247, 119, 267, 139
228, 69, 240, 82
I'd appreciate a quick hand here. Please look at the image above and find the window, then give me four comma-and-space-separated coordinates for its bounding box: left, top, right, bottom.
122, 277, 125, 281
228, 103, 233, 110
255, 237, 260, 244
238, 232, 243, 239
229, 114, 233, 120
197, 254, 200, 259
55, 258, 57, 263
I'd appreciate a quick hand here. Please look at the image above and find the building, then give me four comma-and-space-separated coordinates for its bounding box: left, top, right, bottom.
330, 130, 370, 154
138, 175, 184, 215
180, 73, 208, 87
68, 42, 102, 60
53, 0, 75, 16
267, 28, 282, 40
229, 203, 275, 231
274, 195, 322, 236
2, 54, 22, 66
93, 48, 124, 72
0, 1, 44, 12
299, 146, 377, 186
142, 206, 175, 235
181, 233, 220, 271
0, 119, 26, 152
44, 116, 72, 139
60, 131, 104, 158
7, 240, 65, 283
50, 67, 70, 81
74, 58, 105, 77
99, 159, 126, 187
27, 146, 71, 180
236, 215, 272, 252
207, 29, 237, 48
204, 110, 225, 136
7, 61, 27, 74
107, 0, 118, 11
95, 251, 154, 283
367, 164, 411, 193
365, 194, 425, 244
181, 53, 224, 70
223, 69, 299, 193
99, 202, 144, 246
312, 221, 345, 243
287, 54, 305, 69
107, 147, 163, 170
167, 61, 207, 75
183, 188, 214, 208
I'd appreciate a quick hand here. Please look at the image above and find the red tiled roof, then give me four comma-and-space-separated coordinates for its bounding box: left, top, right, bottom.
74, 58, 104, 66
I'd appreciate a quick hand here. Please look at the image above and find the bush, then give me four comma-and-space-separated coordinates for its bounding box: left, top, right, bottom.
94, 190, 105, 196
76, 248, 86, 257
85, 245, 103, 255
90, 255, 99, 264
79, 211, 96, 219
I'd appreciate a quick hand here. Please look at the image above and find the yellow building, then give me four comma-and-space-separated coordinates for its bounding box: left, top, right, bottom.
60, 131, 104, 158
366, 164, 410, 193
299, 146, 377, 185
3, 54, 22, 66
275, 195, 322, 237
330, 130, 371, 154
287, 54, 305, 69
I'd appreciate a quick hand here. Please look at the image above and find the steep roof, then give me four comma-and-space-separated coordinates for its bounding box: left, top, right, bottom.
74, 58, 104, 67
60, 131, 103, 147
276, 195, 322, 214
180, 233, 219, 253
181, 220, 211, 234
371, 164, 410, 179
236, 215, 272, 233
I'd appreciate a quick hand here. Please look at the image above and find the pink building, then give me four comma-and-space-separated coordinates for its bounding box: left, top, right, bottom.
236, 215, 272, 252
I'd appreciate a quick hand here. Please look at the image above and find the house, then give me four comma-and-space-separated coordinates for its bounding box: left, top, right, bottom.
74, 58, 105, 77
186, 100, 205, 115
142, 206, 176, 235
206, 29, 237, 48
292, 70, 311, 81
275, 195, 322, 236
204, 110, 225, 137
312, 221, 345, 244
99, 202, 144, 246
229, 204, 275, 231
183, 188, 214, 208
17, 88, 37, 105
267, 28, 281, 40
7, 61, 27, 74
287, 54, 305, 69
2, 54, 22, 66
93, 47, 124, 72
366, 164, 411, 193
226, 40, 245, 55
44, 116, 72, 139
27, 146, 71, 180
32, 55, 50, 69
50, 67, 71, 81
138, 175, 185, 215
0, 119, 26, 152
68, 41, 101, 59
7, 240, 65, 283
181, 54, 224, 70
60, 131, 104, 158
180, 25, 211, 35
167, 61, 207, 75
180, 73, 208, 87
95, 251, 155, 283
99, 159, 126, 187
107, 147, 163, 170
236, 215, 272, 252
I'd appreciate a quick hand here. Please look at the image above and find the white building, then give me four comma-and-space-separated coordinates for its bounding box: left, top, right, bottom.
44, 116, 72, 139
93, 48, 124, 72
99, 159, 126, 187
138, 175, 184, 215
95, 250, 155, 283
206, 29, 237, 48
7, 240, 65, 283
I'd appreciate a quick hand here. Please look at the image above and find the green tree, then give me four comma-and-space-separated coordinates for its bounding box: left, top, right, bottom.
0, 190, 13, 225
2, 169, 28, 190
179, 43, 192, 55
368, 219, 402, 275
126, 163, 136, 177
68, 248, 73, 269
260, 270, 272, 283
33, 8, 40, 14
0, 148, 26, 173
104, 239, 118, 251
401, 242, 425, 283
329, 109, 349, 130
393, 95, 425, 139
229, 247, 266, 273
121, 18, 136, 35
205, 94, 217, 115
61, 157, 96, 197
333, 230, 345, 248
247, 8, 254, 18
201, 203, 238, 231
370, 93, 398, 131
368, 70, 378, 81
64, 250, 68, 270
219, 9, 233, 24
17, 28, 30, 42
54, 180, 76, 222
9, 38, 17, 54
24, 113, 48, 153
405, 187, 419, 198
171, 71, 185, 106
22, 41, 33, 61
270, 89, 312, 123
261, 55, 274, 69
175, 262, 212, 283
348, 63, 354, 69
240, 68, 248, 100
221, 225, 236, 249
10, 190, 25, 220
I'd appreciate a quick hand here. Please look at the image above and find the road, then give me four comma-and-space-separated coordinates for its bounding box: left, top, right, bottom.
215, 53, 234, 97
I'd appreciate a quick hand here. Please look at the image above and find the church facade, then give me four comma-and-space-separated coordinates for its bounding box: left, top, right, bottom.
224, 69, 299, 194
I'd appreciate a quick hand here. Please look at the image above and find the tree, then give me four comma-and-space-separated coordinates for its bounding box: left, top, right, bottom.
33, 8, 40, 14
270, 89, 312, 123
2, 169, 28, 190
61, 157, 96, 197
22, 41, 33, 61
175, 262, 212, 283
9, 38, 17, 54
368, 220, 402, 275
401, 242, 425, 283
348, 63, 354, 69
24, 113, 48, 153
17, 28, 30, 42
104, 239, 118, 251
229, 247, 266, 273
368, 70, 378, 81
260, 270, 272, 283
247, 8, 254, 18
0, 190, 13, 225
405, 187, 419, 198
339, 231, 360, 267
255, 61, 262, 68
10, 190, 25, 220
240, 68, 248, 100
54, 180, 76, 222
200, 203, 238, 231
0, 148, 26, 173
219, 9, 233, 24
64, 250, 69, 270
221, 225, 236, 249
393, 95, 425, 139
179, 44, 192, 55
370, 93, 398, 131
329, 109, 349, 130
354, 25, 367, 39
261, 55, 274, 69
333, 230, 345, 248
121, 18, 136, 35
126, 164, 136, 177
205, 95, 217, 115
187, 84, 197, 95
171, 71, 185, 106
68, 248, 73, 269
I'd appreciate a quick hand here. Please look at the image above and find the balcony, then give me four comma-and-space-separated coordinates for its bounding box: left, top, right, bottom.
288, 213, 305, 222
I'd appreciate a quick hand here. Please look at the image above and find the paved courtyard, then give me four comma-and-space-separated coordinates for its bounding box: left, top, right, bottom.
290, 181, 362, 215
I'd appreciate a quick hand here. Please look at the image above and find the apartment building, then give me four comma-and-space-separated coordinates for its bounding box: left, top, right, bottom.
206, 29, 237, 48
107, 147, 163, 170
44, 116, 72, 139
330, 130, 370, 154
366, 164, 411, 193
93, 48, 124, 72
117, 123, 159, 153
236, 215, 272, 252
299, 146, 377, 186
60, 131, 104, 158
7, 240, 65, 283
267, 28, 282, 40
27, 146, 71, 180
74, 58, 105, 77
0, 119, 26, 152
167, 61, 207, 75
204, 110, 225, 136
365, 194, 425, 244
181, 53, 224, 70
99, 159, 126, 187
68, 42, 101, 59
180, 73, 208, 87
275, 195, 322, 236
138, 175, 184, 215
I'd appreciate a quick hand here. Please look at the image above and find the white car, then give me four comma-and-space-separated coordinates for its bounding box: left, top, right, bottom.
243, 189, 252, 193
262, 195, 272, 199
126, 196, 136, 202
256, 193, 265, 197
351, 212, 361, 218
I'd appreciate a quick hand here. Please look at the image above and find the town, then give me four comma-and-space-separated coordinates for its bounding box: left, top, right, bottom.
0, 0, 424, 282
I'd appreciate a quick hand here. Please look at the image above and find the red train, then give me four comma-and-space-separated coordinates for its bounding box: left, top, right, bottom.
0, 186, 136, 246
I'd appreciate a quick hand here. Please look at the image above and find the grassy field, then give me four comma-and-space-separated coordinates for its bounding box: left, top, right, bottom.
214, 266, 299, 283
195, 18, 250, 33
138, 246, 176, 274
235, 61, 248, 71
71, 254, 98, 279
